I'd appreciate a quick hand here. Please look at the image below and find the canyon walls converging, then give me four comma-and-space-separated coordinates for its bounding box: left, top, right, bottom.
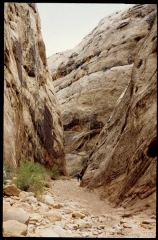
47, 4, 157, 207
47, 4, 157, 175
4, 3, 67, 175
4, 3, 157, 209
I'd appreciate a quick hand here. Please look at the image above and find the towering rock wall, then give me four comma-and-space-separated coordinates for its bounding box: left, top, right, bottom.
81, 13, 157, 208
4, 3, 67, 175
47, 4, 156, 174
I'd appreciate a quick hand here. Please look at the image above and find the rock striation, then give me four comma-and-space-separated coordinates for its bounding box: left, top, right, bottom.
4, 3, 67, 174
81, 8, 157, 208
47, 4, 157, 174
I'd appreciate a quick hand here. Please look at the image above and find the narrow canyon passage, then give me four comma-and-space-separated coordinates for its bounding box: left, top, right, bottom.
46, 178, 156, 238
3, 3, 156, 237
49, 178, 113, 216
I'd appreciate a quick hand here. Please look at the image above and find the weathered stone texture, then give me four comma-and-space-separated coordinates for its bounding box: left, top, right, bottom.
47, 4, 156, 175
81, 10, 157, 207
4, 3, 66, 174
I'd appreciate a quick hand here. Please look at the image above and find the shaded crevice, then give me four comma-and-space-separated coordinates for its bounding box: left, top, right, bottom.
147, 138, 157, 158
27, 3, 37, 13
13, 41, 22, 84
136, 59, 142, 68
117, 21, 129, 30
64, 118, 80, 131
146, 12, 156, 30
134, 36, 144, 42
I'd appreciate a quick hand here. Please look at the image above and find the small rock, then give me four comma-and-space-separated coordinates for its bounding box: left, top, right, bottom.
3, 209, 30, 225
29, 213, 41, 222
53, 203, 64, 209
97, 225, 105, 229
9, 199, 16, 205
3, 220, 27, 236
142, 219, 156, 224
98, 216, 106, 222
65, 208, 73, 214
122, 212, 132, 217
19, 191, 35, 198
26, 196, 37, 203
65, 223, 78, 230
42, 195, 54, 206
28, 224, 36, 233
116, 230, 125, 235
44, 211, 62, 223
120, 219, 126, 224
123, 223, 133, 228
38, 201, 49, 212
73, 219, 92, 228
113, 224, 122, 230
72, 211, 85, 219
141, 223, 153, 229
92, 230, 99, 235
3, 185, 21, 196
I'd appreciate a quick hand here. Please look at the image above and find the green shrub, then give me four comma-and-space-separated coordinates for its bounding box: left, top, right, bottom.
13, 160, 50, 196
71, 168, 80, 177
48, 164, 61, 180
81, 157, 88, 166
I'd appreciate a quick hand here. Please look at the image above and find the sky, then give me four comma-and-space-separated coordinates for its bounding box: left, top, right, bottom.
36, 3, 133, 57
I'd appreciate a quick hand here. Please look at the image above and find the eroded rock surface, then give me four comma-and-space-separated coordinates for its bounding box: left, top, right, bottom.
4, 3, 66, 174
3, 179, 156, 237
47, 4, 156, 174
81, 8, 157, 208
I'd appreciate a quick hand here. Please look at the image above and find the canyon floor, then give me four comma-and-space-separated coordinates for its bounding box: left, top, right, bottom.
49, 178, 156, 238
3, 177, 156, 237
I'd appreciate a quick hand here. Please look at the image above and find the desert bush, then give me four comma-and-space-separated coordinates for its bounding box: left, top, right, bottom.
13, 160, 50, 196
48, 164, 61, 180
81, 157, 88, 166
71, 168, 80, 177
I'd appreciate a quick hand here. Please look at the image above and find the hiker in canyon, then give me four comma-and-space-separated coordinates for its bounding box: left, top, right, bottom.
76, 173, 82, 181
78, 163, 88, 182
76, 161, 88, 182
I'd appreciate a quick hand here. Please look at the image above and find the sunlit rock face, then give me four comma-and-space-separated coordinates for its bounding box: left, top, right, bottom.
4, 3, 67, 175
47, 4, 156, 162
81, 11, 157, 208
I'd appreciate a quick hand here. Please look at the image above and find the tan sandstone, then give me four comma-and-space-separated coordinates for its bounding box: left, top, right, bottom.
47, 4, 156, 175
4, 2, 67, 175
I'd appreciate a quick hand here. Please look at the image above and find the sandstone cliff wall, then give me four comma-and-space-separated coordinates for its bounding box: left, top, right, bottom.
81, 13, 157, 208
4, 3, 67, 174
47, 4, 156, 174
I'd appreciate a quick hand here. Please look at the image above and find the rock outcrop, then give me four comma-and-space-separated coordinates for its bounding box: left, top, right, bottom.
47, 4, 157, 174
4, 3, 66, 174
81, 9, 157, 208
